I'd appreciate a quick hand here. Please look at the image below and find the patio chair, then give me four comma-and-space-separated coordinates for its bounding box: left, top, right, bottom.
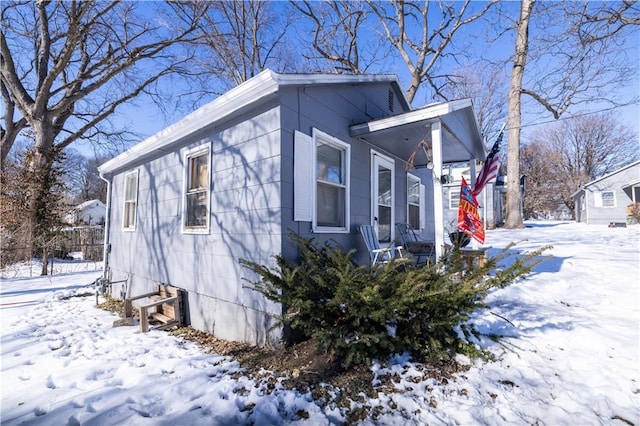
358, 225, 404, 266
395, 222, 435, 266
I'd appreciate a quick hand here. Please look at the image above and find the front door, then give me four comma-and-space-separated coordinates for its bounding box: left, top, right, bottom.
372, 152, 395, 244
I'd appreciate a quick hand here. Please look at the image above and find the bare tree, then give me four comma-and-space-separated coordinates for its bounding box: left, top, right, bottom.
522, 113, 637, 218
439, 63, 508, 141
79, 156, 109, 203
62, 150, 108, 204
0, 146, 68, 273
194, 0, 294, 89
505, 0, 534, 229
503, 0, 639, 228
0, 1, 206, 262
368, 0, 497, 104
520, 139, 564, 219
292, 0, 378, 74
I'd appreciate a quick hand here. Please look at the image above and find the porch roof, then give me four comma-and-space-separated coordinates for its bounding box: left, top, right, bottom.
349, 98, 485, 164
622, 178, 640, 189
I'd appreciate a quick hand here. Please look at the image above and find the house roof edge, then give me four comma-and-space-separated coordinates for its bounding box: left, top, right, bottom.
99, 70, 280, 175
99, 70, 406, 175
572, 160, 640, 197
581, 160, 640, 189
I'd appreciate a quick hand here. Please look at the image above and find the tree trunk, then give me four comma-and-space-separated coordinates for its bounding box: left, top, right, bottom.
41, 246, 50, 276
505, 0, 535, 229
26, 120, 56, 272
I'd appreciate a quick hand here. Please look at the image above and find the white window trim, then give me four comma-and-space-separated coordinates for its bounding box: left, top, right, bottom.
122, 169, 139, 232
312, 128, 350, 233
371, 150, 395, 242
407, 173, 425, 230
449, 188, 460, 209
599, 190, 616, 208
182, 142, 212, 234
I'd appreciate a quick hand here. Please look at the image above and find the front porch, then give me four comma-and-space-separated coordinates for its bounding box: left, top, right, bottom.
350, 98, 486, 260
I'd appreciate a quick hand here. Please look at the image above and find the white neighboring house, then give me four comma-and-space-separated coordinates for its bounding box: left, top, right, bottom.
66, 199, 106, 226
573, 160, 640, 225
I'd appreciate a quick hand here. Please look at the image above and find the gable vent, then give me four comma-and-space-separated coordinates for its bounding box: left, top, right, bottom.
388, 90, 394, 112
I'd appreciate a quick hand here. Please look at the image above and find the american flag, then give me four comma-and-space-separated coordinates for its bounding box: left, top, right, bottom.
472, 125, 505, 197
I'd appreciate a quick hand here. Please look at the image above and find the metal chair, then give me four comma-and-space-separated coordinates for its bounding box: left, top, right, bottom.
395, 222, 435, 266
358, 225, 404, 266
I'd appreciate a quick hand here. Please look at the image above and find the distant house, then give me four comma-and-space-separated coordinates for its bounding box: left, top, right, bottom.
441, 163, 499, 232
66, 199, 106, 226
97, 70, 487, 346
573, 161, 640, 225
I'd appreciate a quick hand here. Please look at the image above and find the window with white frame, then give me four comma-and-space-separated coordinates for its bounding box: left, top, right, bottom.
122, 170, 138, 231
601, 191, 615, 207
449, 188, 460, 209
183, 145, 211, 232
407, 174, 421, 229
315, 132, 350, 231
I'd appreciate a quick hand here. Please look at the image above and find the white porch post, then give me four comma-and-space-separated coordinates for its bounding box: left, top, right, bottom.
431, 122, 445, 259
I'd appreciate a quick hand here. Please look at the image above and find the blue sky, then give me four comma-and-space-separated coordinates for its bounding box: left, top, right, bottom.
72, 1, 639, 157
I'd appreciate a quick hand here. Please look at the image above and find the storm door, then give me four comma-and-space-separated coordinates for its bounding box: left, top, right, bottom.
371, 152, 395, 244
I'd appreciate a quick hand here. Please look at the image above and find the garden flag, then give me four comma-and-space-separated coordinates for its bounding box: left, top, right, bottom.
458, 177, 485, 244
472, 123, 505, 197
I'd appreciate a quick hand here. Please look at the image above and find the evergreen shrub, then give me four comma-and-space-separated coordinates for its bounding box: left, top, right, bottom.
240, 233, 549, 368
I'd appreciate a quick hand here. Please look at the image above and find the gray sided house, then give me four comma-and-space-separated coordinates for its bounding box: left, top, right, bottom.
98, 70, 486, 346
573, 160, 640, 225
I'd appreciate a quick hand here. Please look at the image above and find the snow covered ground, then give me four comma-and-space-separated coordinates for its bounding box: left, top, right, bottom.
1, 221, 639, 425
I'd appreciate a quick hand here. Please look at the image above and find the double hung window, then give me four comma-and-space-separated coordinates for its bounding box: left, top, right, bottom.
123, 170, 138, 231
292, 129, 350, 233
601, 191, 615, 207
407, 174, 421, 230
184, 145, 211, 232
315, 133, 349, 231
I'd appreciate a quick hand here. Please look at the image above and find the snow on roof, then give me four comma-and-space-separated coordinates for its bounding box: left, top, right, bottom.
71, 199, 105, 211
572, 160, 640, 197
98, 70, 405, 175
582, 160, 640, 189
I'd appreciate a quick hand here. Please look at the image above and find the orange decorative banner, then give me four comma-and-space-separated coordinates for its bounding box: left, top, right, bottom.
457, 177, 485, 244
